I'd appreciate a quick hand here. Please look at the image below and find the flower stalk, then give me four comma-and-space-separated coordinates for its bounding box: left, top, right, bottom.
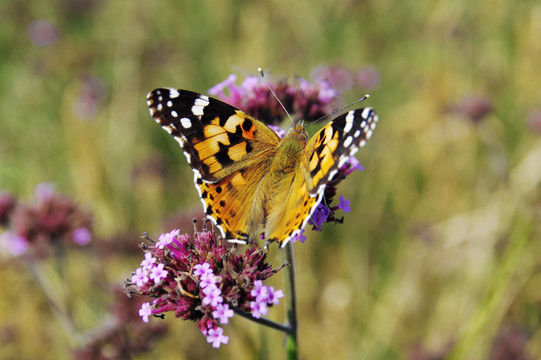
283, 241, 298, 360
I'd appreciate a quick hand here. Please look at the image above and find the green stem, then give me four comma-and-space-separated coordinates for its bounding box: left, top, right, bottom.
24, 259, 83, 345
283, 242, 298, 360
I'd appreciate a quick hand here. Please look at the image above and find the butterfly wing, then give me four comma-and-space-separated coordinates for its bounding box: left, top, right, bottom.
265, 108, 378, 247
305, 108, 378, 195
147, 88, 281, 242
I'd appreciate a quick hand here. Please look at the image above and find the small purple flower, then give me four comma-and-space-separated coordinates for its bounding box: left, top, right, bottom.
194, 262, 212, 277
266, 287, 284, 306
341, 156, 364, 175
200, 273, 218, 289
139, 302, 152, 323
206, 327, 229, 348
250, 300, 269, 319
290, 229, 307, 244
149, 263, 168, 284
212, 303, 234, 324
308, 204, 331, 230
208, 74, 238, 100
202, 286, 223, 307
72, 227, 91, 246
0, 231, 29, 256
317, 81, 340, 103
131, 268, 149, 288
250, 280, 265, 299
156, 229, 179, 249
338, 196, 351, 213
141, 252, 157, 269
268, 125, 286, 138
34, 183, 55, 201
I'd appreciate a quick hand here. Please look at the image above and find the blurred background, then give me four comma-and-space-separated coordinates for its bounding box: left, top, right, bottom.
1, 0, 540, 359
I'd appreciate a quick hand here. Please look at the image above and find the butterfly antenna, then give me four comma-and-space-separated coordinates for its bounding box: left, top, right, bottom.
307, 94, 371, 128
258, 68, 295, 126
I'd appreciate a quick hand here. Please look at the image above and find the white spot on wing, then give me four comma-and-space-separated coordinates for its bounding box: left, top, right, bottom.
366, 130, 373, 139
228, 239, 248, 244
169, 89, 180, 98
184, 151, 192, 163
344, 111, 355, 133
328, 169, 338, 180
171, 110, 178, 117
180, 117, 192, 128
343, 136, 353, 148
167, 101, 172, 107
362, 108, 372, 119
192, 96, 210, 116
354, 130, 361, 138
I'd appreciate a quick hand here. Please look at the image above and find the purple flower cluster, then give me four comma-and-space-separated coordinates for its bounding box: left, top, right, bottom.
249, 280, 284, 318
126, 227, 283, 349
0, 183, 93, 258
306, 156, 364, 232
208, 73, 339, 125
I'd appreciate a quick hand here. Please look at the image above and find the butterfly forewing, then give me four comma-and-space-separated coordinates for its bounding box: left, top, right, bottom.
147, 88, 281, 243
147, 88, 280, 182
306, 108, 378, 196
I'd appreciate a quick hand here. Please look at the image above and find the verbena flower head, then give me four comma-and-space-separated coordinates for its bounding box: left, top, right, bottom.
125, 224, 284, 348
1, 184, 93, 258
208, 73, 340, 125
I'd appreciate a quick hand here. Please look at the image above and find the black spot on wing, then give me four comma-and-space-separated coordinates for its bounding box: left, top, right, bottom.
242, 118, 253, 132
310, 161, 322, 178
215, 142, 234, 166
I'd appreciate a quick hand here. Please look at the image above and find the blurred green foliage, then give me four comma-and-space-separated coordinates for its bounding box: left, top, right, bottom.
1, 0, 540, 359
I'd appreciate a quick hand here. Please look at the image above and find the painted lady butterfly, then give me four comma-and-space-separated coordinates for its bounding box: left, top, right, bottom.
147, 88, 378, 247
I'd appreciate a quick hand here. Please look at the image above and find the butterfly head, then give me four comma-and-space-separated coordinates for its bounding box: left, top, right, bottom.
285, 121, 308, 142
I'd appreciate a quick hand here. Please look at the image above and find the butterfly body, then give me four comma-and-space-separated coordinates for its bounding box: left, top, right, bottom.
147, 88, 377, 247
